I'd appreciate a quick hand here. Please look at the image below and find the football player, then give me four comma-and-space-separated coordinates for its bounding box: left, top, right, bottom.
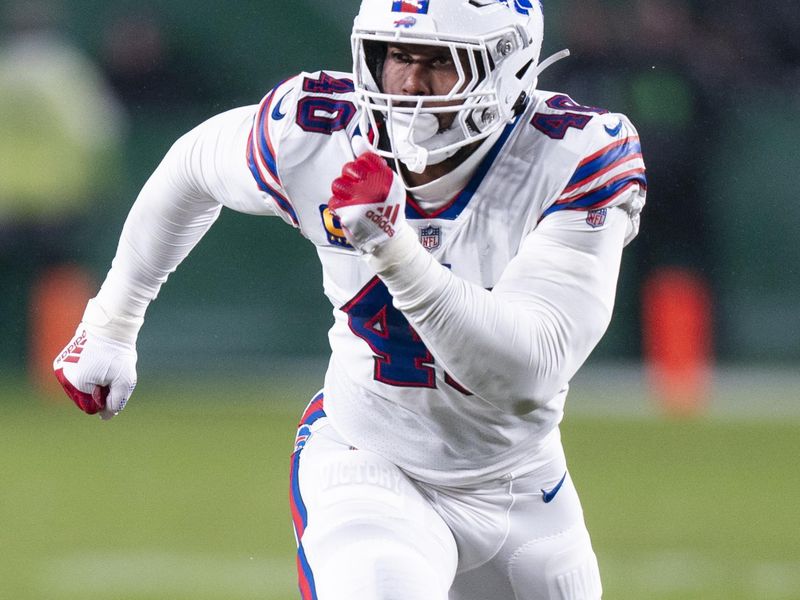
53, 1, 646, 598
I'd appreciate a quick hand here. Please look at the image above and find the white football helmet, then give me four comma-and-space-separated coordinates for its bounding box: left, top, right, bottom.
352, 0, 545, 173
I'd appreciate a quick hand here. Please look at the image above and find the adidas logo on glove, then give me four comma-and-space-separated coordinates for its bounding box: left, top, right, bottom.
365, 205, 401, 237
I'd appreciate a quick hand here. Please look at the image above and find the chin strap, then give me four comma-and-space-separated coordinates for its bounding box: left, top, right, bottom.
390, 110, 463, 174
403, 149, 429, 175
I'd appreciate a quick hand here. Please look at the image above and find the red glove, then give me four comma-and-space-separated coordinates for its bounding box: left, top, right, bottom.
53, 329, 109, 414
328, 141, 408, 254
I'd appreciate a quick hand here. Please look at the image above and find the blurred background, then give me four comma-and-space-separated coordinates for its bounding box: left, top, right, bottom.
1, 1, 798, 599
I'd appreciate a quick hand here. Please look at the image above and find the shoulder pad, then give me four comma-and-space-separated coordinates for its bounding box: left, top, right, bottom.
523, 92, 646, 217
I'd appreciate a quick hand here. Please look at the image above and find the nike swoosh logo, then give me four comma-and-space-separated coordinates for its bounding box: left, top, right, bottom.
272, 92, 290, 121
541, 471, 567, 503
604, 120, 622, 137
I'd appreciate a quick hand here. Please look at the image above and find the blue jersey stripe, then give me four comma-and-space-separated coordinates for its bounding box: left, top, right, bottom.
290, 451, 308, 531
543, 174, 646, 217
290, 449, 318, 599
566, 138, 642, 190
297, 544, 318, 599
247, 142, 299, 225
298, 392, 325, 427
290, 393, 323, 599
255, 94, 281, 183
302, 409, 326, 426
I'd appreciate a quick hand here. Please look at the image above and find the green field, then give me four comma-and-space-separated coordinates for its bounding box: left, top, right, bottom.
2, 376, 799, 600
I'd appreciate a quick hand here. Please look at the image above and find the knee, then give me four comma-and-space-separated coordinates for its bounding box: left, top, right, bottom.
508, 526, 602, 600
302, 518, 454, 600
319, 536, 447, 600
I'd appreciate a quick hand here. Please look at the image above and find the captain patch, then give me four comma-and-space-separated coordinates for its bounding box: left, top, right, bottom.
320, 205, 353, 248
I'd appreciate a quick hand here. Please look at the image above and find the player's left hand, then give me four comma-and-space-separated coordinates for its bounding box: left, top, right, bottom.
53, 327, 138, 420
328, 137, 409, 254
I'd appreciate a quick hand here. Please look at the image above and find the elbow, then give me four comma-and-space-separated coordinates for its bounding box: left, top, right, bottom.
506, 377, 567, 416
502, 311, 611, 415
463, 361, 564, 415
480, 359, 567, 415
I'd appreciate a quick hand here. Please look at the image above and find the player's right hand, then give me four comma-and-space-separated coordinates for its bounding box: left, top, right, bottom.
328, 137, 409, 254
53, 327, 137, 420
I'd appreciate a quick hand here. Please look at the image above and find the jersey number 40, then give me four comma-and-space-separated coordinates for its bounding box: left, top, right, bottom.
530, 94, 608, 140
296, 73, 357, 135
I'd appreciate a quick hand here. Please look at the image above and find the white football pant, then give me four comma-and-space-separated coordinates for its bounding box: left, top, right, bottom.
290, 396, 602, 600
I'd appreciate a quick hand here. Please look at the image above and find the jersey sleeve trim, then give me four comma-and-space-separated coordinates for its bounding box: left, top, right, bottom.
246, 131, 298, 225
563, 136, 643, 193
542, 176, 644, 218
246, 79, 299, 226
253, 86, 283, 182
544, 134, 646, 217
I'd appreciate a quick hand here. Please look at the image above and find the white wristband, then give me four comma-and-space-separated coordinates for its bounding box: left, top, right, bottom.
365, 224, 452, 315
82, 298, 144, 345
365, 224, 425, 274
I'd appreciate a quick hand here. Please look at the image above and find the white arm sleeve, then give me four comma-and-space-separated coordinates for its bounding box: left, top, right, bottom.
86, 107, 279, 343
367, 204, 630, 414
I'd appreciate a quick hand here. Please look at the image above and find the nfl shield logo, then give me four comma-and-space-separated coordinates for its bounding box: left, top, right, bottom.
586, 208, 607, 228
419, 225, 441, 250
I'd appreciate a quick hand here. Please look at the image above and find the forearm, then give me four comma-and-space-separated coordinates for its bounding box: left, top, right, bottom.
88, 138, 222, 343
368, 208, 628, 413
56, 107, 267, 419
83, 104, 289, 343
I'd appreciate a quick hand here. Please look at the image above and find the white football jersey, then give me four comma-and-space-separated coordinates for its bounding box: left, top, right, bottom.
97, 69, 645, 485
239, 70, 645, 484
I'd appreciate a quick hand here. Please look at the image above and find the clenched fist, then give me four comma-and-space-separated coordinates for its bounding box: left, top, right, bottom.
53, 326, 137, 420
328, 138, 410, 254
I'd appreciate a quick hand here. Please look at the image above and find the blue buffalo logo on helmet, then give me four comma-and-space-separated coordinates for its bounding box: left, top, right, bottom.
391, 0, 430, 14
394, 16, 418, 28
